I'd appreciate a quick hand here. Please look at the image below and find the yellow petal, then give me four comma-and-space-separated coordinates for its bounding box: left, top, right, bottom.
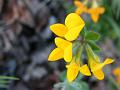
80, 64, 91, 76
89, 59, 98, 70
92, 58, 114, 72
65, 26, 85, 41
104, 58, 114, 65
93, 69, 104, 80
66, 62, 79, 82
55, 37, 72, 49
91, 14, 99, 23
54, 37, 72, 62
48, 48, 63, 61
64, 44, 72, 62
50, 24, 68, 37
95, 58, 114, 70
65, 13, 85, 41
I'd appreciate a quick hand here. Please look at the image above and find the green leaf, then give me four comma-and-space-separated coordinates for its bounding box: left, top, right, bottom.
0, 76, 19, 80
75, 74, 84, 82
71, 82, 82, 90
88, 41, 101, 52
112, 0, 120, 19
54, 80, 89, 90
67, 84, 76, 90
0, 76, 19, 88
107, 17, 120, 38
0, 80, 10, 84
85, 31, 100, 41
71, 81, 89, 90
54, 82, 65, 88
78, 82, 89, 90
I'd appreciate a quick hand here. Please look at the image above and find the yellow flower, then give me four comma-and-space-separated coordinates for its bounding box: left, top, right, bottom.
48, 37, 72, 62
86, 45, 114, 80
74, 1, 88, 15
87, 7, 105, 23
50, 13, 85, 41
113, 68, 120, 84
66, 59, 91, 82
89, 57, 114, 80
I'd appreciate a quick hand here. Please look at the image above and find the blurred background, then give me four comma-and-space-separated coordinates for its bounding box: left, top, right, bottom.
0, 0, 120, 90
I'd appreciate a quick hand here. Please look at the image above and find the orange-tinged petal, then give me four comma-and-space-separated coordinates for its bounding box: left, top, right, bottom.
50, 24, 68, 37
91, 14, 99, 23
55, 37, 72, 49
80, 64, 91, 76
74, 1, 88, 14
75, 8, 83, 15
88, 7, 105, 23
74, 1, 84, 8
64, 44, 72, 62
48, 48, 63, 61
88, 7, 105, 14
93, 69, 104, 80
113, 68, 120, 84
65, 13, 85, 41
113, 68, 120, 76
98, 7, 105, 14
117, 77, 120, 84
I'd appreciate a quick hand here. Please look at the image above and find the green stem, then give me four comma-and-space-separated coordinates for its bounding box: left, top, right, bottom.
86, 44, 96, 60
75, 46, 83, 64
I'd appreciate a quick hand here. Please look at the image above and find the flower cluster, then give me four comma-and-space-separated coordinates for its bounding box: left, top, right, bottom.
74, 0, 105, 23
48, 12, 114, 82
48, 13, 85, 62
